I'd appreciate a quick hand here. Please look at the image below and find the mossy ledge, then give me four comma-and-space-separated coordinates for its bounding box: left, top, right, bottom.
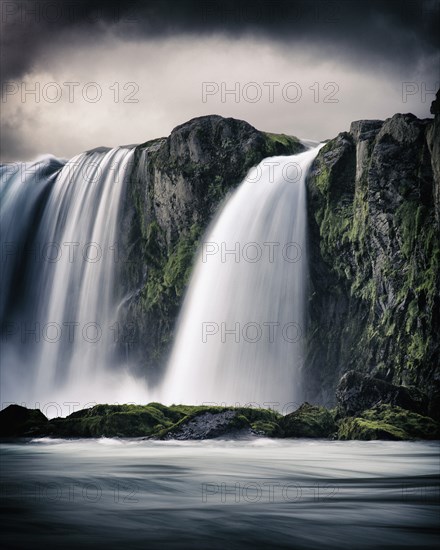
1, 403, 438, 441
338, 405, 440, 441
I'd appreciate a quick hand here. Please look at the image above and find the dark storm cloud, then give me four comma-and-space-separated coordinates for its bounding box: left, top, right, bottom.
1, 0, 439, 85
1, 0, 438, 161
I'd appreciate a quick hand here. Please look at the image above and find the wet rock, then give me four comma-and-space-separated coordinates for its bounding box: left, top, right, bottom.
306, 112, 439, 406
337, 404, 440, 440
279, 403, 337, 438
162, 410, 247, 440
336, 371, 428, 417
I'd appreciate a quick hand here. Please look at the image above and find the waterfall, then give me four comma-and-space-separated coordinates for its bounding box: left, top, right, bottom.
159, 146, 322, 409
1, 143, 321, 414
0, 148, 145, 413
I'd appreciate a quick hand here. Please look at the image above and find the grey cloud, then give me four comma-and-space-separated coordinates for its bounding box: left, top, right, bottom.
1, 1, 438, 161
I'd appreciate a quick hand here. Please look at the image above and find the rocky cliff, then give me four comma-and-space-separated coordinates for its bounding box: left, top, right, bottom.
116, 108, 439, 410
306, 110, 439, 413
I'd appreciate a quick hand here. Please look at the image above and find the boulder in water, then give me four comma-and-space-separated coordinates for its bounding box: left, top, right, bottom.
337, 404, 440, 440
279, 403, 337, 438
162, 410, 247, 440
160, 407, 282, 439
0, 405, 48, 437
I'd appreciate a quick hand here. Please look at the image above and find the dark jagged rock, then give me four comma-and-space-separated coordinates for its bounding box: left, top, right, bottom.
0, 404, 48, 437
430, 89, 440, 115
116, 115, 304, 379
159, 407, 282, 439
279, 403, 337, 438
161, 410, 247, 440
306, 111, 440, 411
336, 371, 428, 417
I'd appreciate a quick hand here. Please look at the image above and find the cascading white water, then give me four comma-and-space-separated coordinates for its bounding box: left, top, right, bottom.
0, 148, 146, 413
1, 143, 321, 414
159, 146, 322, 409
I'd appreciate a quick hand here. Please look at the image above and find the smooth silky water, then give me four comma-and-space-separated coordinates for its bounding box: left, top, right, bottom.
0, 438, 438, 549
0, 148, 146, 410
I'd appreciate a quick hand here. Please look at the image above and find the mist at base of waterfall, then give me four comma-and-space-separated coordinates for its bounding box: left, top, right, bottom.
0, 149, 150, 411
1, 438, 438, 549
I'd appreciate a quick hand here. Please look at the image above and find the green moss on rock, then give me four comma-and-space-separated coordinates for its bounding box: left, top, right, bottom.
49, 403, 180, 438
337, 405, 439, 440
46, 403, 282, 439
338, 417, 407, 440
263, 132, 303, 156
142, 222, 202, 313
279, 403, 337, 438
306, 114, 440, 409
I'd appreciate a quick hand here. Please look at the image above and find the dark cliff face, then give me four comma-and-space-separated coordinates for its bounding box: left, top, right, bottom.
306, 112, 439, 409
116, 115, 304, 381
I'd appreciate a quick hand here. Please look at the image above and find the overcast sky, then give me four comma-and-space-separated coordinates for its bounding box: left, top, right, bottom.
1, 0, 439, 161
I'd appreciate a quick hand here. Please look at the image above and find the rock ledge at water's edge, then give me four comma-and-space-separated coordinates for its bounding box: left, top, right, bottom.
1, 401, 438, 441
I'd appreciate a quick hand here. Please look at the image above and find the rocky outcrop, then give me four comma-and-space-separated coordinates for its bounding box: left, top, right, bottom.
279, 403, 337, 438
162, 410, 247, 439
0, 404, 48, 437
336, 371, 429, 418
0, 404, 280, 439
116, 115, 304, 381
2, 403, 437, 441
337, 405, 440, 441
305, 110, 440, 411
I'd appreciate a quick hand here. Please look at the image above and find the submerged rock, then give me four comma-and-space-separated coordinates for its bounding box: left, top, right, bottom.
279, 403, 337, 438
0, 404, 48, 437
336, 371, 428, 417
